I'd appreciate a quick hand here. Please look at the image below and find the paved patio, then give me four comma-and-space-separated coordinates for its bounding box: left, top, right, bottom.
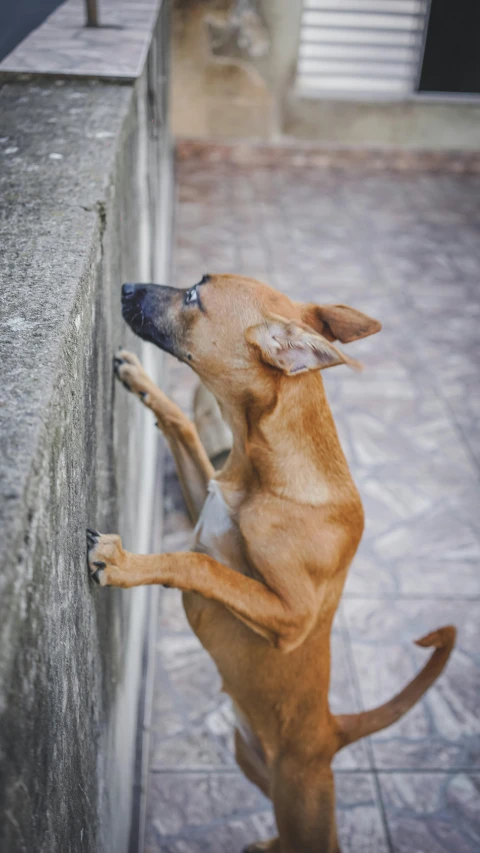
143, 156, 480, 852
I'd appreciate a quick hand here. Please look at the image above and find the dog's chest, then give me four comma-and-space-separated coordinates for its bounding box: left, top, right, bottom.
194, 480, 249, 575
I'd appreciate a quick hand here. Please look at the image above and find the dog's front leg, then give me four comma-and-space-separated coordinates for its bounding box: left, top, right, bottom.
114, 350, 214, 522
86, 531, 315, 650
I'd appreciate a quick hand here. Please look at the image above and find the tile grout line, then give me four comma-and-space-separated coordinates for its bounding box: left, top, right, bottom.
374, 254, 480, 487
338, 604, 395, 853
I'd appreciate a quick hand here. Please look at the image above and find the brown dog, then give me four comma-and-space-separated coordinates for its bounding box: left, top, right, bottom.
87, 274, 455, 853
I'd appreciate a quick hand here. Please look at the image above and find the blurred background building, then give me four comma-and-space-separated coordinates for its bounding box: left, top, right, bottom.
169, 0, 480, 147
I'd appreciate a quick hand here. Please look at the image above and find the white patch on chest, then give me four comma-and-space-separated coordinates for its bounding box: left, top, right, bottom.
194, 480, 248, 574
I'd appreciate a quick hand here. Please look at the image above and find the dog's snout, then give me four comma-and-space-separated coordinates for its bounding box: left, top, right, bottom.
122, 283, 148, 330
122, 283, 145, 302
122, 282, 135, 299
121, 282, 181, 355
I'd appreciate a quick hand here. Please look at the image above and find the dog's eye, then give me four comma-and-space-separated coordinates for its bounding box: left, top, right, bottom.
184, 286, 198, 305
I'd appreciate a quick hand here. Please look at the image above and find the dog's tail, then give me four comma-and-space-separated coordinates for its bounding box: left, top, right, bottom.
334, 625, 456, 749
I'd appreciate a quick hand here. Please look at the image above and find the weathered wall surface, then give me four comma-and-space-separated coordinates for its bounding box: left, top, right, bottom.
0, 6, 171, 853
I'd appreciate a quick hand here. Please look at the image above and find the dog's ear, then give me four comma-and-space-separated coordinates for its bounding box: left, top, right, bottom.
302, 303, 381, 343
246, 315, 362, 376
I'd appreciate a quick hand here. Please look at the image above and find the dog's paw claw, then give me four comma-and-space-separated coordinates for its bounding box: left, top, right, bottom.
90, 560, 107, 585
86, 528, 99, 547
116, 348, 142, 366
114, 354, 132, 391
86, 531, 125, 587
115, 351, 151, 401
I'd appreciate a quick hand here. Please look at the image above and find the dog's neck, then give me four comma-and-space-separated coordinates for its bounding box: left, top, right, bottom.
217, 371, 354, 505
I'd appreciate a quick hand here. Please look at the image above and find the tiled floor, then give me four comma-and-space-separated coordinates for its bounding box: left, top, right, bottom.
143, 158, 480, 852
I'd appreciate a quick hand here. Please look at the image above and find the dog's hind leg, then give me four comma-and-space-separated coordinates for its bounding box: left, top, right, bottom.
193, 383, 232, 470
114, 350, 214, 522
235, 732, 284, 853
235, 728, 271, 799
272, 756, 340, 853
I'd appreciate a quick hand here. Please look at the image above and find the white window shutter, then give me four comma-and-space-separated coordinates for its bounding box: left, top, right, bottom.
297, 0, 429, 97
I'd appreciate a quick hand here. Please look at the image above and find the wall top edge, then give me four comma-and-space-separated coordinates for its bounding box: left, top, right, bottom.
0, 0, 164, 82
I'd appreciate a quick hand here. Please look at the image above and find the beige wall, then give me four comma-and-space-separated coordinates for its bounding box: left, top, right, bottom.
171, 0, 480, 150
171, 0, 303, 140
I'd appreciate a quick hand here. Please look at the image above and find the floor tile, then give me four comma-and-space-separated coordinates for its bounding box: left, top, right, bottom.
335, 773, 389, 853
344, 599, 480, 770
379, 772, 480, 853
150, 722, 236, 772
144, 771, 274, 853
331, 610, 372, 771
144, 771, 388, 853
344, 546, 480, 599
144, 159, 480, 852
159, 588, 192, 634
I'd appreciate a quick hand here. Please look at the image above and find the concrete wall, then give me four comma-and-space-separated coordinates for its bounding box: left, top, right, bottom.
0, 6, 171, 853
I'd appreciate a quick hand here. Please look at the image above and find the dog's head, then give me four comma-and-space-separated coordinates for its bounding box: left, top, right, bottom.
121, 274, 381, 399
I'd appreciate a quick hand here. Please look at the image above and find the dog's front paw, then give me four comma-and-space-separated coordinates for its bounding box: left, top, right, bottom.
114, 349, 152, 402
86, 529, 126, 586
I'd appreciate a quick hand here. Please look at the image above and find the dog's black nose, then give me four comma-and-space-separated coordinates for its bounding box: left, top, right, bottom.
122, 283, 137, 300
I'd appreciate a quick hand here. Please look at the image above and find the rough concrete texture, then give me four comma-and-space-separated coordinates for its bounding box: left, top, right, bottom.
0, 7, 171, 850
